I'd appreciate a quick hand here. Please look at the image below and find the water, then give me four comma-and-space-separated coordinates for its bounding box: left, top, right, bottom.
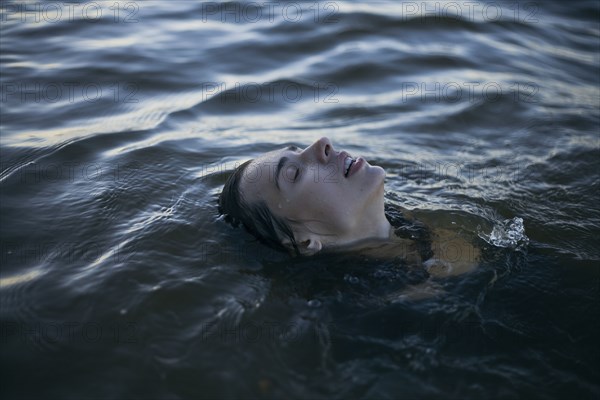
478, 217, 529, 250
1, 1, 599, 398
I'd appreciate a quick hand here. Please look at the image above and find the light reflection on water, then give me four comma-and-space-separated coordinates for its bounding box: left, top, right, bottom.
0, 1, 599, 399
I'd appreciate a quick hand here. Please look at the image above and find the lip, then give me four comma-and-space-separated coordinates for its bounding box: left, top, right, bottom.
338, 151, 364, 178
338, 151, 351, 175
346, 157, 364, 178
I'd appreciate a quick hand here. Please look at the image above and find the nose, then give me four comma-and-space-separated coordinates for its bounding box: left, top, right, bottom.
304, 137, 334, 164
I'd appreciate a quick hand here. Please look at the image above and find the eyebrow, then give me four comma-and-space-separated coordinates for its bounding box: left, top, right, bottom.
275, 156, 288, 191
274, 146, 298, 191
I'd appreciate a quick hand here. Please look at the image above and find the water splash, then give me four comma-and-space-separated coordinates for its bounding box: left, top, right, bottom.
478, 217, 529, 250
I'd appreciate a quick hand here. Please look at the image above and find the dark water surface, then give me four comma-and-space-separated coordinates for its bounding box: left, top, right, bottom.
1, 1, 599, 399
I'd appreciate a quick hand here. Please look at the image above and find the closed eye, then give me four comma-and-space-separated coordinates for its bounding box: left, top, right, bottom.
283, 164, 301, 184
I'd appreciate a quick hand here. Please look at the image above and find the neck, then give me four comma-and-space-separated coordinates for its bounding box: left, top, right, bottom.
338, 195, 393, 246
361, 214, 393, 240
360, 187, 393, 240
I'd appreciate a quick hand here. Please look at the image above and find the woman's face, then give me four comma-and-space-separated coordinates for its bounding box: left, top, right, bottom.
239, 137, 390, 254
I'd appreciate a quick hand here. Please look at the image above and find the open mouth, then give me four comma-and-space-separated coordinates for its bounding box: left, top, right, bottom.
344, 156, 356, 177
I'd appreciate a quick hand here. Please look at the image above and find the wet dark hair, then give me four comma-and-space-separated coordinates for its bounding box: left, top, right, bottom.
218, 160, 300, 255
384, 203, 434, 262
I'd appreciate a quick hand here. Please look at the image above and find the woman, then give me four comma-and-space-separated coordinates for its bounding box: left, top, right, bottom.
219, 137, 479, 278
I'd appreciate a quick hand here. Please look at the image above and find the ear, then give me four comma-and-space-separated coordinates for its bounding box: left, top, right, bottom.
297, 238, 322, 256
282, 235, 323, 256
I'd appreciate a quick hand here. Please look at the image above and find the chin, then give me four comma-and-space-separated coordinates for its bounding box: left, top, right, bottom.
360, 164, 386, 199
366, 164, 386, 182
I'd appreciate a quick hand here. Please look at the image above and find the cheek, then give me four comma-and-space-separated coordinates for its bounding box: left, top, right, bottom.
308, 186, 356, 228
308, 181, 345, 207
288, 183, 343, 216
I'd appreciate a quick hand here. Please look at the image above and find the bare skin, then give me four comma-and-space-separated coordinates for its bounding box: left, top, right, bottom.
240, 137, 392, 255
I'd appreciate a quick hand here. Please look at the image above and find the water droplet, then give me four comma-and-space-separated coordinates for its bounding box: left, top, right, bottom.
120, 309, 127, 315
277, 203, 282, 209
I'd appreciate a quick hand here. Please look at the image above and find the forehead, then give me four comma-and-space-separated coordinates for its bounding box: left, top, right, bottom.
254, 148, 285, 166
240, 148, 289, 202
